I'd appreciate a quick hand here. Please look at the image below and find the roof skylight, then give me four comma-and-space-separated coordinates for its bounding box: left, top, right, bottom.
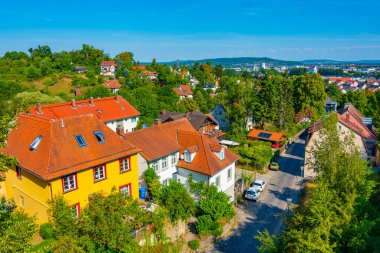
93, 131, 105, 143
74, 134, 87, 147
29, 135, 42, 151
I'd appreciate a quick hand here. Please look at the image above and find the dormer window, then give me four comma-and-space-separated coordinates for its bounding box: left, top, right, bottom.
184, 150, 191, 163
29, 135, 42, 151
219, 148, 225, 161
93, 131, 105, 143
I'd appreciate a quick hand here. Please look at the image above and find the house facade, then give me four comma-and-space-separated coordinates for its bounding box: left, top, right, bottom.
122, 118, 195, 185
305, 104, 378, 178
123, 119, 239, 200
103, 80, 122, 93
210, 104, 229, 131
100, 61, 117, 76
173, 85, 193, 100
157, 110, 225, 139
175, 130, 239, 200
1, 114, 140, 223
28, 95, 140, 133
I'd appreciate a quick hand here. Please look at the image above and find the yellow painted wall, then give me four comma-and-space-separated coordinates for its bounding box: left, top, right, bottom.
4, 167, 51, 223
50, 154, 139, 214
4, 154, 139, 224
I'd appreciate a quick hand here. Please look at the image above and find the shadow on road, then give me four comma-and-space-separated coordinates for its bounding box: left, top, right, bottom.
211, 202, 284, 253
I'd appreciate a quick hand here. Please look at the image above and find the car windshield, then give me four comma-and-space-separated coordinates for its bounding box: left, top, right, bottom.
254, 182, 262, 186
272, 162, 278, 166
247, 190, 256, 195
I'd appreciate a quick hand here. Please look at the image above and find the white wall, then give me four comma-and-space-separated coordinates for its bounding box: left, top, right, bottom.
209, 163, 235, 193
176, 162, 235, 199
148, 152, 179, 184
105, 116, 139, 133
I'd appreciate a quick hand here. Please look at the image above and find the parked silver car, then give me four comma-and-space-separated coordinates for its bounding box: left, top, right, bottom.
244, 187, 261, 201
252, 179, 266, 192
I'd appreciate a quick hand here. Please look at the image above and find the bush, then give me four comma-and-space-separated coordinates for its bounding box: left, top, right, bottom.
188, 239, 200, 250
39, 223, 54, 239
196, 215, 222, 237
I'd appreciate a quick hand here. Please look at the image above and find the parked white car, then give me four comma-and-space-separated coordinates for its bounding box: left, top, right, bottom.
252, 179, 266, 192
244, 187, 261, 201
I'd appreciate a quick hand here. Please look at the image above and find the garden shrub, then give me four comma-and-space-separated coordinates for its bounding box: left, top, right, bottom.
39, 223, 54, 239
188, 239, 200, 250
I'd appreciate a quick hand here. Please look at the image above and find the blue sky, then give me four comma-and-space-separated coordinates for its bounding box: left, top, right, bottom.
1, 0, 380, 61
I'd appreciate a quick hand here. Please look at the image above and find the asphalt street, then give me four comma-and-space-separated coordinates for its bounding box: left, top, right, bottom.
206, 133, 306, 253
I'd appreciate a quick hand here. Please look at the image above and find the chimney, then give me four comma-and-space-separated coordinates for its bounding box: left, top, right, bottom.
60, 119, 65, 128
114, 94, 119, 102
116, 127, 124, 136
89, 97, 94, 106
154, 118, 162, 125
346, 113, 350, 122
71, 99, 76, 109
36, 102, 42, 114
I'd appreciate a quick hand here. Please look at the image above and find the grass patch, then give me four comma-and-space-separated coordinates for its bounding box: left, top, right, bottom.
30, 238, 55, 252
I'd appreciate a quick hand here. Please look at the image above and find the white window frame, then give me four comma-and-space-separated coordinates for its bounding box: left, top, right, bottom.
184, 151, 191, 163
119, 184, 131, 195
171, 154, 177, 165
120, 157, 130, 173
227, 168, 232, 181
94, 165, 106, 182
215, 176, 220, 188
161, 157, 168, 171
62, 174, 77, 192
152, 161, 159, 172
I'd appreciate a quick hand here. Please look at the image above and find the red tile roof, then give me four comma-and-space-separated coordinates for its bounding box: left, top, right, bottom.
133, 65, 146, 70
248, 129, 285, 142
173, 85, 193, 97
103, 80, 121, 89
176, 131, 239, 176
338, 104, 377, 140
28, 95, 140, 122
1, 114, 140, 181
101, 61, 116, 66
328, 77, 352, 82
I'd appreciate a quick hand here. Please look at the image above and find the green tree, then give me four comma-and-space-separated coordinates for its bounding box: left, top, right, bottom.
160, 180, 195, 223
177, 97, 199, 112
0, 199, 37, 253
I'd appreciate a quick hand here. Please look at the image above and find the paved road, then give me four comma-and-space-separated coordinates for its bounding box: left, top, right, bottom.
206, 133, 306, 253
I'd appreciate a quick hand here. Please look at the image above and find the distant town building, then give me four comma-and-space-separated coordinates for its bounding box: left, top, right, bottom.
100, 61, 117, 77
102, 80, 122, 93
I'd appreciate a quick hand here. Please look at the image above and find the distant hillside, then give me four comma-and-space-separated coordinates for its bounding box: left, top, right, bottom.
158, 57, 301, 67
155, 57, 380, 67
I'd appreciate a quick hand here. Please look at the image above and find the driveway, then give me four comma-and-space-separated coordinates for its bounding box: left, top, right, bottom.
205, 133, 306, 253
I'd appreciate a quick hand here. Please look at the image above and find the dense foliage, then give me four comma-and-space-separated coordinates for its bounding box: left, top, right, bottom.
0, 198, 37, 252
256, 114, 380, 252
48, 191, 168, 252
232, 141, 273, 170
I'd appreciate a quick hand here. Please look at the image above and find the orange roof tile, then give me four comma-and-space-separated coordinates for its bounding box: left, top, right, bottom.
338, 104, 377, 140
122, 118, 196, 161
28, 95, 140, 122
173, 85, 193, 97
101, 61, 116, 66
133, 65, 146, 70
103, 80, 122, 89
1, 114, 140, 181
248, 129, 285, 142
177, 131, 239, 176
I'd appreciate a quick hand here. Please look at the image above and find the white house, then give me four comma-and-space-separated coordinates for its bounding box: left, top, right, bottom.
175, 130, 239, 200
122, 118, 196, 184
305, 104, 378, 178
122, 118, 240, 200
100, 61, 117, 76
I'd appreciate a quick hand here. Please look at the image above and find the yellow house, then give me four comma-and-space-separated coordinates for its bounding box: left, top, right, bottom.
1, 113, 141, 223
